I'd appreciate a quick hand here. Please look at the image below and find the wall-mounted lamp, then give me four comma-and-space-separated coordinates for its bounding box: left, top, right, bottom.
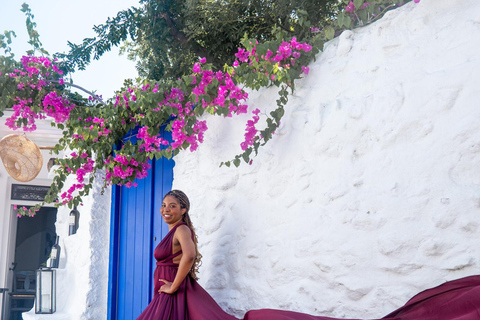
69, 206, 80, 235
47, 236, 61, 268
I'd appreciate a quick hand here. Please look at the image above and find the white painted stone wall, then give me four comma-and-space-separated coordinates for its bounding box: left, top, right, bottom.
172, 0, 480, 318
22, 173, 111, 320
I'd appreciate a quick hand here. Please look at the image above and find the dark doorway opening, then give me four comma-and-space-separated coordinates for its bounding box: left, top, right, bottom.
9, 206, 57, 320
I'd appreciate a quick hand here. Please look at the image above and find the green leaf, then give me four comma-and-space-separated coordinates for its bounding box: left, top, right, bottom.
345, 16, 353, 29
242, 151, 250, 163
233, 158, 241, 167
324, 26, 335, 41
358, 9, 368, 23
277, 107, 285, 119
354, 0, 364, 10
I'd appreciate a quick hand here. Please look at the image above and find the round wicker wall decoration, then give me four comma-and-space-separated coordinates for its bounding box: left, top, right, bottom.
0, 134, 43, 182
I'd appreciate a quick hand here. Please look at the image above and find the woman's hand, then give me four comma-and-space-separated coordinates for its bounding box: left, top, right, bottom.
158, 279, 177, 294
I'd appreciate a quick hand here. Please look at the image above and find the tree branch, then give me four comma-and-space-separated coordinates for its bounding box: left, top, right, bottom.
158, 12, 222, 68
48, 80, 105, 105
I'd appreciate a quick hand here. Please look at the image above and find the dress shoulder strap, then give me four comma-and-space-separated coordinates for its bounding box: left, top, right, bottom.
173, 222, 187, 231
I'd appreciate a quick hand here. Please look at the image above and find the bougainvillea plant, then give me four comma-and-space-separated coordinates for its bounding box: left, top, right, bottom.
0, 0, 419, 216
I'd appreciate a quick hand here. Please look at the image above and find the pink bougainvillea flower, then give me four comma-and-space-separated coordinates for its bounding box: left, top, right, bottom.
290, 37, 300, 48
345, 1, 355, 12
193, 63, 201, 73
235, 48, 249, 63
265, 50, 273, 61
241, 108, 261, 150
199, 57, 206, 63
360, 2, 370, 9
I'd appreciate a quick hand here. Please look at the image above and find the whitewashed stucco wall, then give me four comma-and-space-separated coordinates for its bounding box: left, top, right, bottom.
23, 173, 111, 320
172, 0, 480, 318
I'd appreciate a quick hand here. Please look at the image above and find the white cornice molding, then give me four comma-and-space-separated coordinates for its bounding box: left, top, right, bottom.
0, 111, 63, 147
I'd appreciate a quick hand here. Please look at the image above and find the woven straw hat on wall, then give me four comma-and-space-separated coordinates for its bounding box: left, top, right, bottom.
0, 134, 44, 182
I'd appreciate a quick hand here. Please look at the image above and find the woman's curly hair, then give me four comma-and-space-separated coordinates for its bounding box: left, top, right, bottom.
164, 189, 202, 280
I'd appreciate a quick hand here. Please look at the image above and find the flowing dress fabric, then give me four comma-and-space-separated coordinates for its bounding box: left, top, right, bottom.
137, 224, 480, 320
136, 223, 237, 320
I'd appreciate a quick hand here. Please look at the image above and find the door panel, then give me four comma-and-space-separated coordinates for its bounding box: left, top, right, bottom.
152, 153, 174, 254
108, 129, 174, 320
116, 172, 153, 319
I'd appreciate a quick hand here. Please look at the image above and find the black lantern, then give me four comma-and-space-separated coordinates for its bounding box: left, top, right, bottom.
35, 268, 56, 314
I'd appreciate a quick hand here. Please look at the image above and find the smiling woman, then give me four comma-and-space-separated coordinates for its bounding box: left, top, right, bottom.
160, 190, 202, 280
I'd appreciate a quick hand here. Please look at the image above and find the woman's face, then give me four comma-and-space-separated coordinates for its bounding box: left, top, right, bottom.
161, 195, 186, 225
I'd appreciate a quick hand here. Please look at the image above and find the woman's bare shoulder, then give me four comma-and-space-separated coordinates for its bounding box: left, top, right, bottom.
175, 224, 192, 236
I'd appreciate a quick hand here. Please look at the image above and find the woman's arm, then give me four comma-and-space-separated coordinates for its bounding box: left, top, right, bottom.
159, 225, 196, 294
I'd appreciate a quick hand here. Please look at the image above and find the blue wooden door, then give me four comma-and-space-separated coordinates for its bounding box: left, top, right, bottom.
108, 130, 174, 320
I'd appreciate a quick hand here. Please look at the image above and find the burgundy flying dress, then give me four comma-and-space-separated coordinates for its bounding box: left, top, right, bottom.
137, 223, 480, 320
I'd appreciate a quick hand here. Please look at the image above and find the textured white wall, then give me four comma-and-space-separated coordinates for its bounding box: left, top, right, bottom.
23, 173, 111, 320
172, 0, 480, 318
